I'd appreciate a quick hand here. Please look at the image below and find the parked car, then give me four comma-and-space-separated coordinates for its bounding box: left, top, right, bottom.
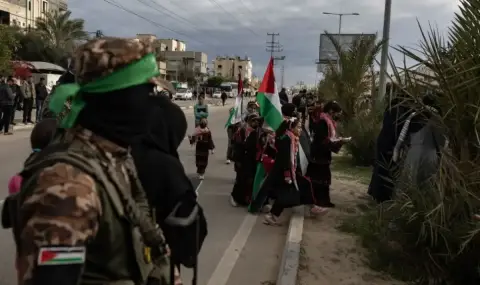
212, 90, 222, 98
175, 88, 193, 100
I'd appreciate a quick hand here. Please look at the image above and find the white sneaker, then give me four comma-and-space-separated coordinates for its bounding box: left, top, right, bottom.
198, 175, 204, 180
229, 196, 238, 207
263, 213, 279, 225
226, 159, 231, 164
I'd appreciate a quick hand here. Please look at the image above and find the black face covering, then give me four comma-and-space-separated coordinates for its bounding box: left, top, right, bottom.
76, 83, 153, 148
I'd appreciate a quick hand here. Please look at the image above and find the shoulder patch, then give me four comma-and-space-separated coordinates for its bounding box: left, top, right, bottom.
38, 246, 86, 266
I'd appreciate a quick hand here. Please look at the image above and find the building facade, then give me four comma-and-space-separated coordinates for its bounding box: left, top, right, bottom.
0, 0, 67, 28
163, 51, 207, 81
213, 56, 253, 82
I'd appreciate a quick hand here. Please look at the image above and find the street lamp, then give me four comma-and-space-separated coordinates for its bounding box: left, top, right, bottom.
377, 0, 392, 107
323, 12, 359, 69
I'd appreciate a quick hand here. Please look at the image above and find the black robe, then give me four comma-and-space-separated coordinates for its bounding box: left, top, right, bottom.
130, 95, 207, 268
260, 132, 315, 209
231, 128, 258, 206
190, 129, 215, 174
307, 118, 343, 206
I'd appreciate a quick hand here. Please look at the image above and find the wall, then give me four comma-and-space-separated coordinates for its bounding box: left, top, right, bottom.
0, 0, 27, 27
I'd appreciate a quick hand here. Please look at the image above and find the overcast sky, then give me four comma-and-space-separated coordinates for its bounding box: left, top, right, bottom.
69, 0, 459, 86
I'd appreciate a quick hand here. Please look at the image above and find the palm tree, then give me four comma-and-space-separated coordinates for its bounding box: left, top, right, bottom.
323, 33, 384, 122
35, 10, 87, 52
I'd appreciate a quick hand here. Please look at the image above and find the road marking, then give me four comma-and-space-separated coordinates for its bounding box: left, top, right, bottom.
206, 213, 258, 285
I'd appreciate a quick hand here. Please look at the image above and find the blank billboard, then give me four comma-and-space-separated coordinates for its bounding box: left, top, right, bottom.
317, 33, 375, 72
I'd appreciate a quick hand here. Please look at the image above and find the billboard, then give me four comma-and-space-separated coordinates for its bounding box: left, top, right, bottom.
317, 33, 376, 73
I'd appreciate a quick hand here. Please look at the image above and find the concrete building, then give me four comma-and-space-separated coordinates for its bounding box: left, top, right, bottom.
134, 34, 167, 79
163, 51, 207, 81
0, 0, 67, 28
156, 38, 185, 52
213, 56, 253, 82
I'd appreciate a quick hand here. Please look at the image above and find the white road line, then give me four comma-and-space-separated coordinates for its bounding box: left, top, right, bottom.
206, 214, 258, 285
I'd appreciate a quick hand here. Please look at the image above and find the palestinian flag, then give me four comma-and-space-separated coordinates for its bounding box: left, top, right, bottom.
225, 73, 244, 128
248, 57, 283, 212
38, 247, 86, 265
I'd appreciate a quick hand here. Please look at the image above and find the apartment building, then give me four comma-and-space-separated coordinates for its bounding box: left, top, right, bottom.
163, 51, 207, 81
136, 34, 208, 82
0, 0, 67, 28
213, 56, 253, 82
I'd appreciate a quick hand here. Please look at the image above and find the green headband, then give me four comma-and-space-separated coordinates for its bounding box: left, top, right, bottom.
49, 53, 160, 128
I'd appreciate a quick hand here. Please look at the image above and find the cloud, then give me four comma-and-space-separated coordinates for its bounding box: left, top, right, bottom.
69, 0, 460, 86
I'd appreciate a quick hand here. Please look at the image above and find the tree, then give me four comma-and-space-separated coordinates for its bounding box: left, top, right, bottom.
13, 29, 64, 64
35, 10, 88, 53
206, 76, 224, 87
0, 25, 19, 75
323, 32, 384, 122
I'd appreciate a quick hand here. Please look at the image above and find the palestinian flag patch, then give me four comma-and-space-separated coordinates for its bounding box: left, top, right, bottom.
37, 247, 86, 266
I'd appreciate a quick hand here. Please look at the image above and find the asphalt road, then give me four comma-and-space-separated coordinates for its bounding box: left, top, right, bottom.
0, 104, 288, 285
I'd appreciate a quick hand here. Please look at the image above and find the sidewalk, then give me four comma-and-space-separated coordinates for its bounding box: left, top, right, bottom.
10, 99, 229, 131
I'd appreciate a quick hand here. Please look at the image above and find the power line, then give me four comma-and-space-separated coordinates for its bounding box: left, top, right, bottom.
153, 0, 219, 32
102, 0, 211, 46
236, 0, 274, 27
137, 0, 218, 42
206, 0, 262, 37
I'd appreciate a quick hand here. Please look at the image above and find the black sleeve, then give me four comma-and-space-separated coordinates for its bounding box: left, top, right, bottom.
275, 136, 292, 178
31, 265, 83, 285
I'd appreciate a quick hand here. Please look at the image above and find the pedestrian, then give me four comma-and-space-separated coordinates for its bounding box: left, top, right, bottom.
0, 76, 16, 135
279, 87, 288, 105
225, 107, 238, 164
189, 117, 215, 180
35, 77, 48, 122
263, 117, 327, 225
221, 90, 227, 106
7, 37, 176, 285
20, 75, 35, 124
10, 78, 22, 126
131, 94, 208, 271
307, 101, 350, 208
230, 113, 261, 207
194, 93, 208, 127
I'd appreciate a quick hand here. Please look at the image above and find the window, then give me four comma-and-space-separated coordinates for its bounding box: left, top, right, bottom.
42, 1, 47, 12
28, 1, 31, 10
218, 65, 222, 69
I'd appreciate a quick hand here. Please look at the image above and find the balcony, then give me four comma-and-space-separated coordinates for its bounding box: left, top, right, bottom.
58, 1, 67, 11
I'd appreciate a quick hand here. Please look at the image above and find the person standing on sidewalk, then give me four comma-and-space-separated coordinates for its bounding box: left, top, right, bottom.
0, 77, 15, 135
20, 76, 35, 124
35, 77, 48, 122
10, 78, 22, 126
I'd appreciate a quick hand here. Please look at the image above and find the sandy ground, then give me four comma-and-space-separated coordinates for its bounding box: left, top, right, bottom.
297, 178, 405, 285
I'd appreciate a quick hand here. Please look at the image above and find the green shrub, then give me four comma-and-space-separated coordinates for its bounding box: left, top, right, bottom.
339, 0, 480, 284
341, 108, 383, 166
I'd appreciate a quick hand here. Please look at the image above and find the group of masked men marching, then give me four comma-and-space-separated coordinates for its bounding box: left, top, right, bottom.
226, 91, 348, 226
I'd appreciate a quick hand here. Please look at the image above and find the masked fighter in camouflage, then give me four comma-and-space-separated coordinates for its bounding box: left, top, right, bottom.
11, 37, 180, 285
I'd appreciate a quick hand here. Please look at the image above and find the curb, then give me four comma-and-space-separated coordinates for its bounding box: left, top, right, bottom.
179, 102, 226, 110
277, 206, 304, 285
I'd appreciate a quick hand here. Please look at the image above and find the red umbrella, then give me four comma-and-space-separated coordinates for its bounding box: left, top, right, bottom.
11, 61, 35, 78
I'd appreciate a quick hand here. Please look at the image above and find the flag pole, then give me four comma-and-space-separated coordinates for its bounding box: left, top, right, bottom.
239, 72, 243, 119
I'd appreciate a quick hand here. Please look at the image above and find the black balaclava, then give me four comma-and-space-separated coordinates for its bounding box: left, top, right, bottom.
76, 83, 153, 148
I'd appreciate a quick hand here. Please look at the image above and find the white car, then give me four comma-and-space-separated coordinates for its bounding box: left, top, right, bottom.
175, 88, 193, 100
212, 91, 222, 98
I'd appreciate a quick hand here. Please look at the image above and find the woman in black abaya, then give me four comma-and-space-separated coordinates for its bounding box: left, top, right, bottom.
130, 95, 207, 270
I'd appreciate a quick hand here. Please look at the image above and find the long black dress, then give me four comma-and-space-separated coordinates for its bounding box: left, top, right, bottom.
231, 126, 257, 205
264, 131, 316, 217
190, 128, 215, 175
307, 116, 343, 207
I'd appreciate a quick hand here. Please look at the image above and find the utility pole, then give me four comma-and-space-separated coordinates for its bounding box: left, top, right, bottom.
274, 56, 286, 88
377, 0, 392, 107
266, 33, 282, 65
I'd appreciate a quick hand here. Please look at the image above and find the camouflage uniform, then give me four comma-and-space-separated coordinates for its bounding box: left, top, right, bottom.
13, 38, 181, 285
